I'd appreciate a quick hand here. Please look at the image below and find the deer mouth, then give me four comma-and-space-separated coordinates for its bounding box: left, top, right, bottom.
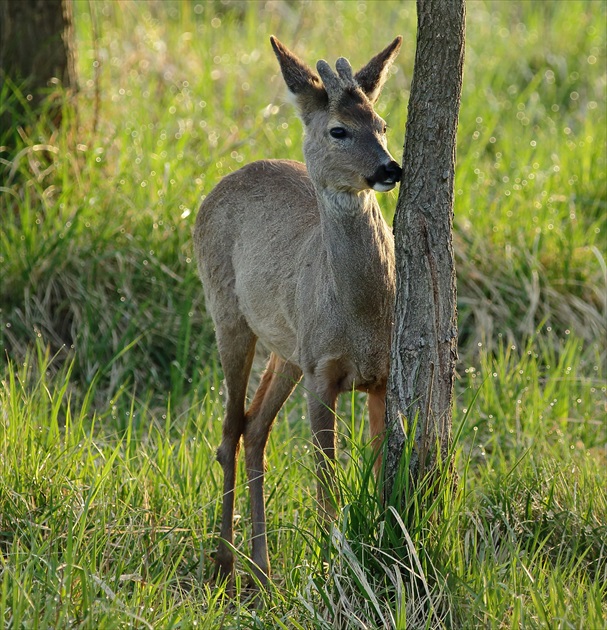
367, 160, 402, 192
371, 181, 398, 192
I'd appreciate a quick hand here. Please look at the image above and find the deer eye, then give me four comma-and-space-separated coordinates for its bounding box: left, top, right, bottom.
329, 127, 348, 139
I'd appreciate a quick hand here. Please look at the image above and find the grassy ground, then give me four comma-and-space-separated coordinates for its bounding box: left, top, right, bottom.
1, 1, 606, 628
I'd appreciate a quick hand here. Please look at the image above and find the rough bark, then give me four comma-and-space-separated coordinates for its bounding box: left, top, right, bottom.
0, 0, 77, 105
384, 0, 465, 497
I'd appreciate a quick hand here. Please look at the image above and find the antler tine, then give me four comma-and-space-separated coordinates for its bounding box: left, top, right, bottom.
316, 59, 341, 96
335, 57, 354, 84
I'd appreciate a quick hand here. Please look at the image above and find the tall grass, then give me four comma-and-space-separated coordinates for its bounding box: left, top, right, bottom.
1, 0, 606, 627
2, 0, 604, 397
1, 337, 604, 627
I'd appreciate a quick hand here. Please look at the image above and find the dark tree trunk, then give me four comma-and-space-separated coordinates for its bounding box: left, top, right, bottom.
0, 0, 77, 107
384, 0, 465, 498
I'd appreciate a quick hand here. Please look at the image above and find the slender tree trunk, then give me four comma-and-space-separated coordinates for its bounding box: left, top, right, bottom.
0, 0, 77, 109
384, 0, 465, 498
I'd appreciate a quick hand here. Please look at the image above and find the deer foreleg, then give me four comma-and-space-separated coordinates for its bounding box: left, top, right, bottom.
368, 385, 387, 477
307, 380, 339, 523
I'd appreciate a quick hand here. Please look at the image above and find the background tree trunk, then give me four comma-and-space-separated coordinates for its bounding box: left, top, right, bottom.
384, 0, 465, 497
0, 0, 77, 109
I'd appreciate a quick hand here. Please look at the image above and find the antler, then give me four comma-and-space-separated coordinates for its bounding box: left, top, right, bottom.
316, 57, 358, 102
335, 57, 354, 83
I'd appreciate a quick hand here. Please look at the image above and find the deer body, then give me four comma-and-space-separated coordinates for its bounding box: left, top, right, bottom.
194, 36, 402, 588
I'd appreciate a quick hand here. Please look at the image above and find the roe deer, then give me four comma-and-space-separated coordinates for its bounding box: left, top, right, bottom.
194, 35, 402, 588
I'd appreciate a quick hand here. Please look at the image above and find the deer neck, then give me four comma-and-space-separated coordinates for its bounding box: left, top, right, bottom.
316, 188, 395, 315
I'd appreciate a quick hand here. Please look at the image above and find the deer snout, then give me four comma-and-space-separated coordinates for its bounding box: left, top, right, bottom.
367, 160, 402, 192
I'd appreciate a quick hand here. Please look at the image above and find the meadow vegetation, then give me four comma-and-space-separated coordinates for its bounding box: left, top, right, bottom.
1, 1, 605, 627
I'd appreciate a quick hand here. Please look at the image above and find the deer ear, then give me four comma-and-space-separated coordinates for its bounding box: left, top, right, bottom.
270, 36, 328, 121
354, 36, 402, 104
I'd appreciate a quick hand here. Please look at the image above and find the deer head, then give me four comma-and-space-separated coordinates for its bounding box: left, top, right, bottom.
270, 36, 403, 195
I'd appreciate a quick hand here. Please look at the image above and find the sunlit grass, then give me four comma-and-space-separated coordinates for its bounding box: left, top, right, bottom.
2, 0, 604, 391
1, 0, 606, 627
2, 337, 604, 627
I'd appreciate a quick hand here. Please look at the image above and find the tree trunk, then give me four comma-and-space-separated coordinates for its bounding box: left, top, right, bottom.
0, 0, 77, 108
384, 0, 465, 498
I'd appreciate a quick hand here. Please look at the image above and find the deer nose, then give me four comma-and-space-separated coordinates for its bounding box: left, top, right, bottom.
367, 160, 402, 192
381, 161, 402, 183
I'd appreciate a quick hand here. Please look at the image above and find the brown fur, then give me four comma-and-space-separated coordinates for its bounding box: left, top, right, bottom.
194, 36, 402, 590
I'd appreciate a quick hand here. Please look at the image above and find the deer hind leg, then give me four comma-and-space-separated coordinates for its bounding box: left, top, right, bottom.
243, 353, 302, 587
214, 321, 257, 588
306, 376, 339, 523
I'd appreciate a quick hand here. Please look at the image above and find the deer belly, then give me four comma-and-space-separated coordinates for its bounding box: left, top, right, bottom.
251, 318, 298, 361
236, 287, 299, 361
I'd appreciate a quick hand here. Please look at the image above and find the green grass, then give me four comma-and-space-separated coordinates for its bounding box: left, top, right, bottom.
1, 0, 606, 627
